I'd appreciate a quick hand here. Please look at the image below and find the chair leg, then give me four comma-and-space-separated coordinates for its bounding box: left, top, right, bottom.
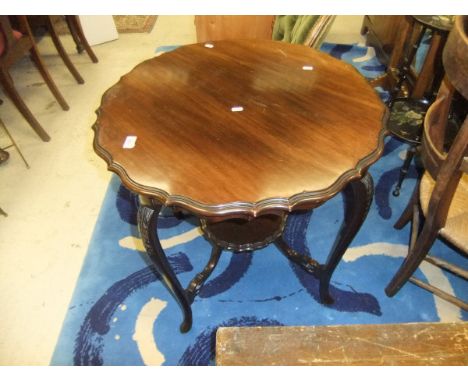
28, 45, 70, 111
393, 144, 417, 197
65, 16, 84, 54
385, 222, 439, 297
0, 70, 51, 142
411, 32, 444, 99
46, 16, 84, 84
394, 180, 420, 229
66, 16, 98, 63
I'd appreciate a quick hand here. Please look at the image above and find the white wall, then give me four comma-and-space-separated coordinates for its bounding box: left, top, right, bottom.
78, 15, 118, 46
325, 15, 366, 44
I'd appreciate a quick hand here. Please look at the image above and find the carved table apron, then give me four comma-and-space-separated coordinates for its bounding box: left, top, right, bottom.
93, 40, 388, 332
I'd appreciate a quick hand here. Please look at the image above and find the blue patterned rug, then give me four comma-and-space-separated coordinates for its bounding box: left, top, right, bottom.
51, 43, 467, 366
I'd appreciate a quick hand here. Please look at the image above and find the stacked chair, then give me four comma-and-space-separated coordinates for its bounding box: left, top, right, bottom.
385, 16, 468, 311
0, 15, 98, 143
370, 16, 456, 196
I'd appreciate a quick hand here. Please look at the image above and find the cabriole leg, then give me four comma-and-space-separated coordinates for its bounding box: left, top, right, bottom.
319, 172, 374, 304
137, 202, 193, 333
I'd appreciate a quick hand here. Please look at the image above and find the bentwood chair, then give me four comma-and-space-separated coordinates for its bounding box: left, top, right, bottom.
0, 16, 69, 142
272, 15, 336, 49
385, 16, 468, 310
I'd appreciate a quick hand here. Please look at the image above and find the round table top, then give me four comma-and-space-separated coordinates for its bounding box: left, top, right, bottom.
93, 40, 387, 217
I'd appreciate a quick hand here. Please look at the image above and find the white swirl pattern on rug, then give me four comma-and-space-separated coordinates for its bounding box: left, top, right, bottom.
122, 233, 462, 365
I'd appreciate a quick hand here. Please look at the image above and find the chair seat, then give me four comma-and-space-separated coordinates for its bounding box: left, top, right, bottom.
420, 171, 468, 251
0, 29, 22, 56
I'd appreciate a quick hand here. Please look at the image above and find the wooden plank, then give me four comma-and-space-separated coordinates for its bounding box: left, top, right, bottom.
216, 322, 468, 366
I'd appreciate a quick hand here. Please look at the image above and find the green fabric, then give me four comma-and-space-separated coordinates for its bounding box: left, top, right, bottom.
272, 15, 321, 45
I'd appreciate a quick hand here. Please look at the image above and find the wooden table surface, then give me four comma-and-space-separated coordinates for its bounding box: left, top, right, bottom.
93, 40, 387, 216
216, 322, 468, 366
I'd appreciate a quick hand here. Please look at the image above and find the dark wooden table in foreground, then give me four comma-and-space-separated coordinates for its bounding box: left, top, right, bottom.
216, 322, 468, 365
93, 39, 387, 332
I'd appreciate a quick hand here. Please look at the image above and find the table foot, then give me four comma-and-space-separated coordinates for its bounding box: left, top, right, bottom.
137, 203, 193, 333
319, 173, 374, 303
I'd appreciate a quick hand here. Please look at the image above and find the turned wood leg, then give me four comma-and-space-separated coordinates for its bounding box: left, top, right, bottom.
393, 145, 417, 197
137, 203, 193, 333
385, 222, 439, 297
0, 70, 51, 142
46, 16, 85, 84
319, 172, 374, 304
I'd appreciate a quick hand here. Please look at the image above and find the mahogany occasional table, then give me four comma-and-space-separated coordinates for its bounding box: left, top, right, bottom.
93, 40, 388, 333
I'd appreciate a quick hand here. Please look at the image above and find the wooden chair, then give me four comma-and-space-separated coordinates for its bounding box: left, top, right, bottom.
0, 16, 69, 142
385, 16, 468, 310
371, 16, 456, 197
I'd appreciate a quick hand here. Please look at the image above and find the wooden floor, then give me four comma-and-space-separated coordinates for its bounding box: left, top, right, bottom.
216, 322, 468, 366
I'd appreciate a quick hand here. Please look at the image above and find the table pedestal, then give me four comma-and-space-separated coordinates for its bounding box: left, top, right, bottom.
137, 173, 374, 333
